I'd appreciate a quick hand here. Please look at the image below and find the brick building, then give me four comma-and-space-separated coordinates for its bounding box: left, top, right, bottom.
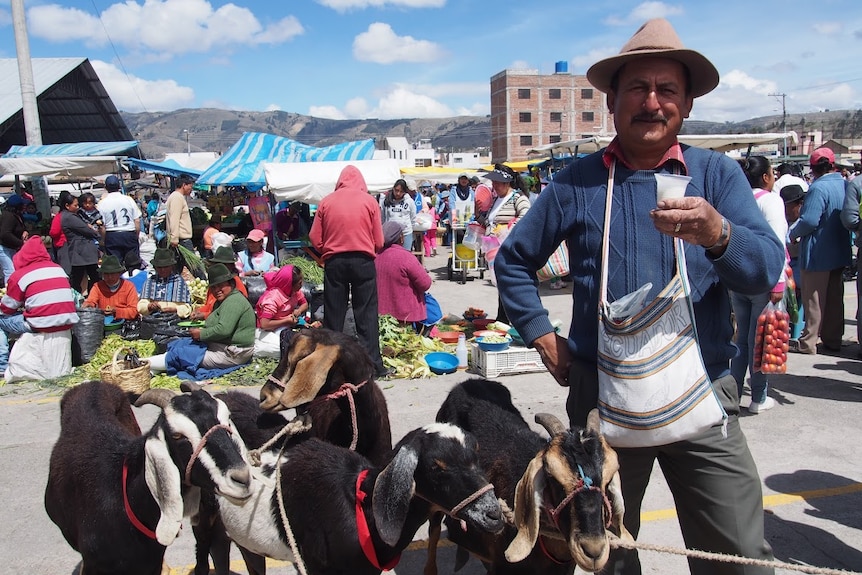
490, 63, 613, 162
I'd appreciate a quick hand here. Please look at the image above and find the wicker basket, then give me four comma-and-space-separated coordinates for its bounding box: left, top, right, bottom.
100, 347, 152, 394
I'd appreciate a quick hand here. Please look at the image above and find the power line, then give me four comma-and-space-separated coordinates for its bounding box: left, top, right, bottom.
89, 0, 149, 114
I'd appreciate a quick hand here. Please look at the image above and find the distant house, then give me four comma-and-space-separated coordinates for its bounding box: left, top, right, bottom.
0, 58, 136, 155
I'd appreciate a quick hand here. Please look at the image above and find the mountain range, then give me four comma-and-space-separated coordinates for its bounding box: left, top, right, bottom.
121, 108, 862, 160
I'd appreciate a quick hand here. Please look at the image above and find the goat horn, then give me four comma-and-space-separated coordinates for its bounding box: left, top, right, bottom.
135, 389, 178, 409
534, 413, 567, 437
180, 381, 205, 394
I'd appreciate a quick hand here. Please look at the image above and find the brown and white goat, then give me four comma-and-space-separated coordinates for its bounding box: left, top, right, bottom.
217, 423, 505, 575
428, 378, 631, 575
259, 328, 392, 463
44, 381, 253, 575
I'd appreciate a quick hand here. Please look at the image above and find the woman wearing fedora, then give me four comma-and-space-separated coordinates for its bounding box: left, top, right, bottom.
82, 255, 140, 320
137, 248, 193, 319
148, 263, 255, 373
189, 246, 248, 320
495, 18, 779, 575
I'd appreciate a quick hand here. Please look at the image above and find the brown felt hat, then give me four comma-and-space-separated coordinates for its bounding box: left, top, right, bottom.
586, 18, 719, 98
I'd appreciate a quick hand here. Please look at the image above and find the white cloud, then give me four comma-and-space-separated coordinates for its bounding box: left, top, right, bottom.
316, 0, 445, 13
509, 60, 532, 71
353, 22, 444, 64
411, 81, 487, 99
91, 60, 194, 112
308, 105, 347, 120
605, 2, 683, 26
572, 47, 617, 71
28, 0, 303, 59
265, 104, 281, 112
812, 22, 842, 35
792, 83, 861, 113
372, 86, 453, 118
693, 70, 778, 122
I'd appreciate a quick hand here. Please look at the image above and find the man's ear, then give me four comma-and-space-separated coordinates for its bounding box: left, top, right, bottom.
682, 94, 693, 119
606, 91, 616, 114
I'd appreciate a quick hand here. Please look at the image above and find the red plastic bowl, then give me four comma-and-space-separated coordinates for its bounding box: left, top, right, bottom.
472, 318, 494, 330
436, 331, 461, 344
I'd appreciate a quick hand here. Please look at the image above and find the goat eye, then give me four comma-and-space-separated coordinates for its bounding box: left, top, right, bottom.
172, 433, 185, 441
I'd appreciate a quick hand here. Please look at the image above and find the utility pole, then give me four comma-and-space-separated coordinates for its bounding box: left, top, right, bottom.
184, 129, 190, 155
769, 92, 787, 158
12, 0, 50, 219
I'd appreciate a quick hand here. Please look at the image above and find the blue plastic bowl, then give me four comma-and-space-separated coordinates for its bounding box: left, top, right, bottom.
475, 335, 512, 352
425, 352, 459, 375
104, 317, 125, 330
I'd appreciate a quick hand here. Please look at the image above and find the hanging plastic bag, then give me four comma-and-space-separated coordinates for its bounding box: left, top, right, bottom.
72, 307, 104, 363
753, 300, 791, 374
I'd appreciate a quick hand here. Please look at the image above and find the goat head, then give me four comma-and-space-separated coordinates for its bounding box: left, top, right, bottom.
505, 410, 630, 572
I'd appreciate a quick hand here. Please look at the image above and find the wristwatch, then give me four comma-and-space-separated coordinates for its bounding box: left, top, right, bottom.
704, 217, 730, 252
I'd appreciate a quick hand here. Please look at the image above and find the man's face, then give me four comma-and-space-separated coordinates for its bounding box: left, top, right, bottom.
607, 57, 693, 159
155, 264, 173, 279
182, 182, 193, 195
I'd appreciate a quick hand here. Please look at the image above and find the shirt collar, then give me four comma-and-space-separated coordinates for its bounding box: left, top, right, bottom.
602, 137, 688, 174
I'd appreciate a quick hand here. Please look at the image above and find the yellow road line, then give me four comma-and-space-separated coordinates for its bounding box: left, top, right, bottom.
167, 482, 862, 574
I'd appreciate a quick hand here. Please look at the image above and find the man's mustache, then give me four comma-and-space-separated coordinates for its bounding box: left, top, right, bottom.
632, 114, 668, 124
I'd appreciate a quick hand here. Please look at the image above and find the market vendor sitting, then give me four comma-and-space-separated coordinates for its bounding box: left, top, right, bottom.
137, 248, 193, 318
189, 246, 247, 320
82, 255, 140, 319
237, 228, 276, 276
149, 263, 255, 375
256, 265, 308, 331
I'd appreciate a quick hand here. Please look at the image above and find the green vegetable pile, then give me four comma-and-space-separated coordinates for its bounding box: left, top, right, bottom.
190, 206, 210, 226
282, 256, 324, 286
379, 315, 448, 379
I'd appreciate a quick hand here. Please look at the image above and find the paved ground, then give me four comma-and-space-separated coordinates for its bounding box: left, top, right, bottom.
1, 249, 860, 574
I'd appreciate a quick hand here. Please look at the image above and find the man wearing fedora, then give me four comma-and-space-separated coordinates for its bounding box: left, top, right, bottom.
495, 18, 781, 574
137, 248, 193, 319
82, 255, 140, 320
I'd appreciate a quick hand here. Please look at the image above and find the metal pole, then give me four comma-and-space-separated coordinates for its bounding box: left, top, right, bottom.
11, 0, 41, 147
184, 129, 190, 155
769, 92, 787, 158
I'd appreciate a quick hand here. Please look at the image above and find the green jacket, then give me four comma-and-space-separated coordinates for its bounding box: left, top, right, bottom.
200, 288, 255, 347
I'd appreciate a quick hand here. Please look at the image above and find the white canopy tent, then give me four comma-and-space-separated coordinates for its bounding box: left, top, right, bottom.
263, 159, 402, 204
0, 155, 122, 178
527, 132, 799, 158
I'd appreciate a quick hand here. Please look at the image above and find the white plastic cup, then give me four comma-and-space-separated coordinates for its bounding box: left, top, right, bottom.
655, 173, 691, 203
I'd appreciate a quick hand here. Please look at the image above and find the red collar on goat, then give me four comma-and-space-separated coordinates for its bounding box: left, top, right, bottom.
355, 469, 401, 571
122, 457, 158, 541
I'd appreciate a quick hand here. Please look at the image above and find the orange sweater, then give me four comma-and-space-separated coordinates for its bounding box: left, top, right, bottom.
84, 280, 140, 320
197, 278, 248, 318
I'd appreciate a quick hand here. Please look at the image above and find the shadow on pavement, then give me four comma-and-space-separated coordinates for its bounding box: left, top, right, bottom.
769, 373, 862, 403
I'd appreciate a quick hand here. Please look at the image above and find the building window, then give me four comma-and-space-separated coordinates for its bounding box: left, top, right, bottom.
581, 88, 593, 99
414, 158, 431, 168
519, 112, 532, 123
520, 135, 533, 146
550, 111, 562, 122
549, 88, 561, 99
549, 135, 561, 144
518, 88, 531, 99
582, 111, 595, 122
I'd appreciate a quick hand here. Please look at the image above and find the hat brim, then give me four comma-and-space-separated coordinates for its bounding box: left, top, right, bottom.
586, 48, 719, 98
482, 171, 514, 183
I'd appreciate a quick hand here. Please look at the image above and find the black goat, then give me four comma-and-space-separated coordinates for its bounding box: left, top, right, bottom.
428, 378, 630, 575
189, 328, 393, 575
217, 422, 506, 575
44, 381, 253, 575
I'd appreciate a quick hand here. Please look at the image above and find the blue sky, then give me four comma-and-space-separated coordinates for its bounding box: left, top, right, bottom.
0, 0, 860, 124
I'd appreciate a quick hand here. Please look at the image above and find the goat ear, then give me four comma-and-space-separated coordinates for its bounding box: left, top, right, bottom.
277, 342, 340, 409
586, 408, 601, 435
505, 453, 545, 562
607, 470, 633, 543
144, 428, 184, 546
372, 445, 419, 547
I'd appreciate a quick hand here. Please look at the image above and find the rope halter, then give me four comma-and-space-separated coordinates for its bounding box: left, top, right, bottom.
549, 463, 613, 529
184, 423, 232, 486
308, 380, 367, 451
417, 483, 495, 532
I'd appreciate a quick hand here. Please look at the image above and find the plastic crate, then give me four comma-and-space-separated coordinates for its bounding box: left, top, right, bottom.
470, 343, 547, 378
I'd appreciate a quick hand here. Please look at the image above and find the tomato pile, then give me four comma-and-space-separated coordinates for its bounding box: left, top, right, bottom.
753, 305, 791, 374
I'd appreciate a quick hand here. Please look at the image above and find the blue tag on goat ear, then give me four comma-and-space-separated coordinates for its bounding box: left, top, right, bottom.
578, 464, 593, 487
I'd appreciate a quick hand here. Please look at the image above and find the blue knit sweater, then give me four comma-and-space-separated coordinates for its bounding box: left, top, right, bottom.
495, 145, 783, 378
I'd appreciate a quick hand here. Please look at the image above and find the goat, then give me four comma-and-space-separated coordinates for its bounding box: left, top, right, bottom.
216, 422, 506, 575
259, 328, 392, 463
44, 381, 253, 575
427, 378, 631, 575
188, 328, 394, 575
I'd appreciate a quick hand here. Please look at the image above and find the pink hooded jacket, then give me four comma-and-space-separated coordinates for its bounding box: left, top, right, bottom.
255, 265, 307, 327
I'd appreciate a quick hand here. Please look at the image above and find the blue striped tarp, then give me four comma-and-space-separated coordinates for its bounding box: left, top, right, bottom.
4, 141, 139, 157
196, 132, 377, 189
